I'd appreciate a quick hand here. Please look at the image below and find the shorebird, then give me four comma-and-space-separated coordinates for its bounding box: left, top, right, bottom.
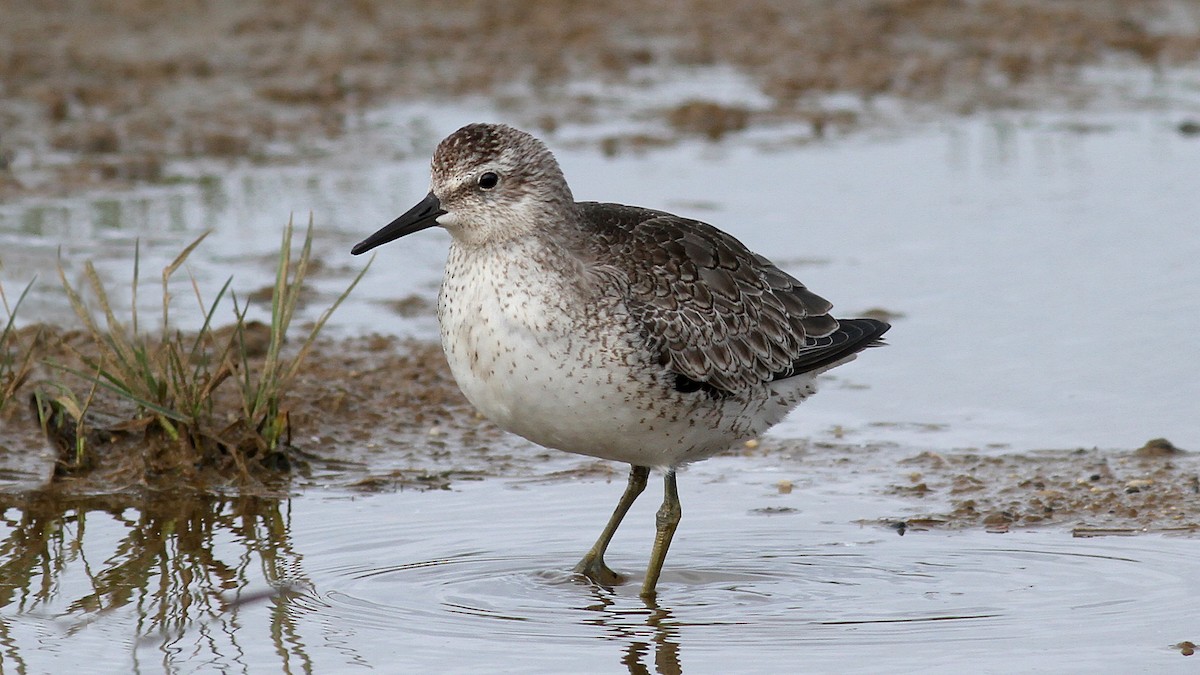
352, 123, 888, 597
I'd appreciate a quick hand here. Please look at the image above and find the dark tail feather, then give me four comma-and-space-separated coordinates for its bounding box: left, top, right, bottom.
772, 317, 890, 381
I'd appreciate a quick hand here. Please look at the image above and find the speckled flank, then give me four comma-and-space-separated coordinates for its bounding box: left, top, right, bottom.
422, 123, 888, 469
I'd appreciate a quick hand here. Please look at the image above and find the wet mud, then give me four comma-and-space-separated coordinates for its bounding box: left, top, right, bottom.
2, 4, 1199, 673
1, 326, 496, 491
3, 1, 1200, 197
884, 441, 1200, 535
5, 325, 1195, 536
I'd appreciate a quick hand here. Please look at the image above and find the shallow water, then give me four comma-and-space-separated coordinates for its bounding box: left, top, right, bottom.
3, 108, 1200, 672
3, 109, 1197, 453
1, 458, 1196, 673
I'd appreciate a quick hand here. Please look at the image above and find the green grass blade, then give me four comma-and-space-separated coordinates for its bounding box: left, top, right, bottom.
189, 275, 233, 357
132, 239, 140, 336
45, 360, 186, 422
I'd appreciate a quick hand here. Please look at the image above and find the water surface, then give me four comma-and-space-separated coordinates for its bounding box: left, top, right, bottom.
2, 109, 1199, 673
3, 110, 1197, 452
1, 458, 1195, 673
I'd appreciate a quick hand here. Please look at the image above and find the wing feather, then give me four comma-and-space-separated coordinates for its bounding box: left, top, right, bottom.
577, 202, 889, 394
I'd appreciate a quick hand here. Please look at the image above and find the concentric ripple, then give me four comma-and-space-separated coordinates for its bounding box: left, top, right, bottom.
287, 480, 1198, 672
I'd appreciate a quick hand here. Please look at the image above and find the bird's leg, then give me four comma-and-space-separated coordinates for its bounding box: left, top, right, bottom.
574, 465, 650, 586
641, 470, 681, 598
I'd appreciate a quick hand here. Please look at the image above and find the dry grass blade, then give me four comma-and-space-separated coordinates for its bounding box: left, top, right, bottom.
56, 259, 176, 419
162, 231, 211, 335
84, 261, 132, 355
58, 260, 107, 342
52, 233, 220, 435
1, 274, 40, 410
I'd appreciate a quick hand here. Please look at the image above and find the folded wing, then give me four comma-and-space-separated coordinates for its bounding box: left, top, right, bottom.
578, 202, 889, 396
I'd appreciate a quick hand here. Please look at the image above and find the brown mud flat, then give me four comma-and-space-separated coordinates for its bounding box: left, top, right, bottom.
0, 327, 500, 493
3, 1, 1200, 197
727, 435, 1200, 536
879, 439, 1200, 535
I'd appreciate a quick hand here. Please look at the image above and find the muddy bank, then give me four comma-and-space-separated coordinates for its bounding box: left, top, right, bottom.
2, 1, 1199, 196
0, 327, 495, 492
3, 327, 1196, 535
881, 440, 1200, 535
728, 434, 1200, 536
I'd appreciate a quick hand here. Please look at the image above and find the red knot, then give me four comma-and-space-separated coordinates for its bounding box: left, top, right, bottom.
353, 123, 889, 597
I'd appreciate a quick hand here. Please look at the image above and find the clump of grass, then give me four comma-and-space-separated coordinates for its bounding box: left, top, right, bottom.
0, 269, 39, 413
54, 232, 234, 451
230, 216, 369, 457
44, 216, 367, 483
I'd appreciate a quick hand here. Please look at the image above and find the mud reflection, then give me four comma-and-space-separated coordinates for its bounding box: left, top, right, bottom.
0, 490, 321, 673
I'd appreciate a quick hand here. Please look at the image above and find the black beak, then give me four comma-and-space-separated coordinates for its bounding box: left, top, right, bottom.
351, 192, 446, 255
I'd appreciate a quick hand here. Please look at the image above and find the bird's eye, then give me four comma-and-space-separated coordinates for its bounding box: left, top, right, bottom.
478, 171, 499, 190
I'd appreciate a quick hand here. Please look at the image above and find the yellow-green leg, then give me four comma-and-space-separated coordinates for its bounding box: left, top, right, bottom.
575, 465, 650, 586
641, 470, 681, 598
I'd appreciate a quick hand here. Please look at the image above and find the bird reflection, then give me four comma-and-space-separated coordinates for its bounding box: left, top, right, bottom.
579, 586, 683, 675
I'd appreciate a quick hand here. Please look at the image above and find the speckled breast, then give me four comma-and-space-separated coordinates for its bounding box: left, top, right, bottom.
435, 240, 767, 467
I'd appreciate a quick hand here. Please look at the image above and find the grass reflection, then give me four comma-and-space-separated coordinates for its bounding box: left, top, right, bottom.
0, 490, 320, 673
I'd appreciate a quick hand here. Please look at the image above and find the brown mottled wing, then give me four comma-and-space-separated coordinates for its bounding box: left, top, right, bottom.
577, 202, 887, 393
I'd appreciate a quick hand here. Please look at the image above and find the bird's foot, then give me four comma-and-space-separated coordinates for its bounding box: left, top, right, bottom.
573, 555, 627, 587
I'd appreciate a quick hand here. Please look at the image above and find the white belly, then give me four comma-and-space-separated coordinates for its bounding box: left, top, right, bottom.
438, 248, 641, 460
436, 243, 813, 467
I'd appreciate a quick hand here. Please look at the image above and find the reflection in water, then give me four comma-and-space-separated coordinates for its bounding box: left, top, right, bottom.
0, 491, 323, 673
581, 588, 683, 675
